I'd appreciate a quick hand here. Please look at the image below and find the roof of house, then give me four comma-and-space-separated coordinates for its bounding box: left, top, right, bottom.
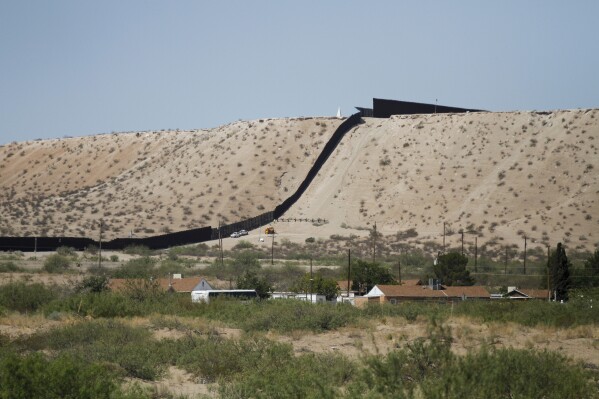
371, 284, 489, 299
400, 279, 422, 286
108, 277, 210, 293
337, 280, 354, 292
515, 288, 550, 299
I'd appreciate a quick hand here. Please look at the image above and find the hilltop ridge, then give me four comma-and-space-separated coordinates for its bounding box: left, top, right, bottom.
1, 109, 597, 252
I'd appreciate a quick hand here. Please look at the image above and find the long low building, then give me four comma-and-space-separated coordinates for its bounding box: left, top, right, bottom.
356, 284, 490, 306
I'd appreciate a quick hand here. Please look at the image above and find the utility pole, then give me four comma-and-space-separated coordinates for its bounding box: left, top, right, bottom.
504, 247, 508, 274
34, 237, 37, 257
98, 220, 103, 268
218, 221, 224, 268
460, 230, 464, 256
547, 245, 551, 301
398, 257, 402, 284
310, 257, 313, 301
474, 236, 478, 273
347, 249, 351, 298
271, 232, 275, 265
523, 236, 527, 275
372, 222, 377, 263
443, 222, 446, 254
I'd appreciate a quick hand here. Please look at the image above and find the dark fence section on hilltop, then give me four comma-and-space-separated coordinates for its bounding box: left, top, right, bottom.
0, 114, 362, 252
372, 98, 484, 118
274, 113, 362, 219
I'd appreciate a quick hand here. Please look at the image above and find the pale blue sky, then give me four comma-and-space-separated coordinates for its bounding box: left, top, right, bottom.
1, 1, 598, 144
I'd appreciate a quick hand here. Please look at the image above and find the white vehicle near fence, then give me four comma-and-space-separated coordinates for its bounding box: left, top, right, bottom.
191, 289, 257, 303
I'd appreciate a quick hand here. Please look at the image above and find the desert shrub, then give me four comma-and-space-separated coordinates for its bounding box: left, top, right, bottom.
454, 294, 599, 328
169, 243, 209, 257
77, 275, 109, 293
20, 320, 167, 380
233, 300, 358, 332
421, 348, 596, 399
43, 254, 71, 273
45, 289, 189, 319
0, 261, 21, 272
0, 352, 119, 399
232, 240, 255, 250
176, 335, 293, 383
56, 246, 76, 257
84, 245, 98, 255
0, 282, 61, 313
362, 302, 448, 322
123, 245, 154, 256
222, 352, 354, 398
305, 237, 315, 243
109, 254, 119, 262
109, 257, 156, 278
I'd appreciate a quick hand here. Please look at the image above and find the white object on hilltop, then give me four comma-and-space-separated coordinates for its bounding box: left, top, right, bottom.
336, 107, 342, 118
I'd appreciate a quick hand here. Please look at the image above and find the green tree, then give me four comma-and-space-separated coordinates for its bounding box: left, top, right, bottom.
237, 270, 271, 299
77, 276, 109, 293
548, 243, 571, 301
351, 260, 395, 295
583, 249, 599, 287
229, 250, 261, 276
433, 252, 474, 286
292, 274, 340, 300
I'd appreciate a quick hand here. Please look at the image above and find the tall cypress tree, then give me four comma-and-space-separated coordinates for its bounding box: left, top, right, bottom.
548, 243, 571, 301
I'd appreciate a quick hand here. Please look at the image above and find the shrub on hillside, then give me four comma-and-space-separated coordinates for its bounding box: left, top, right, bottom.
43, 254, 71, 273
0, 352, 119, 399
0, 261, 21, 273
109, 257, 156, 278
0, 282, 60, 313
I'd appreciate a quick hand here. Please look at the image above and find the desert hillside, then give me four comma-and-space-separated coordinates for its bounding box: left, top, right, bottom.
0, 109, 597, 252
286, 109, 599, 253
0, 118, 342, 239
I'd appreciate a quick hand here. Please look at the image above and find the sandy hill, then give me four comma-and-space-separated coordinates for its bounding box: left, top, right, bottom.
0, 118, 342, 239
286, 109, 599, 253
0, 109, 597, 253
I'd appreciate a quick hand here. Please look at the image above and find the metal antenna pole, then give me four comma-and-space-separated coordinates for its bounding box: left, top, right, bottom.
398, 258, 402, 284
523, 236, 527, 275
310, 258, 313, 301
271, 232, 275, 265
218, 221, 224, 268
98, 220, 103, 268
372, 222, 377, 263
347, 249, 351, 298
443, 222, 446, 253
474, 236, 478, 273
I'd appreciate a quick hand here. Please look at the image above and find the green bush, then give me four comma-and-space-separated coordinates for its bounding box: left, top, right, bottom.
0, 352, 119, 398
421, 348, 597, 398
169, 243, 209, 257
0, 282, 61, 313
56, 246, 76, 257
110, 257, 156, 278
43, 254, 71, 273
20, 320, 167, 380
348, 323, 598, 399
0, 261, 21, 272
123, 245, 154, 256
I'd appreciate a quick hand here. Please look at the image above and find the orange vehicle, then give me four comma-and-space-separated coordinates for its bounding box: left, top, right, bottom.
264, 226, 275, 235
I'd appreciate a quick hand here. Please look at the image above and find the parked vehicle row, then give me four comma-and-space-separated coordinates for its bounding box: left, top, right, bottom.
230, 229, 248, 238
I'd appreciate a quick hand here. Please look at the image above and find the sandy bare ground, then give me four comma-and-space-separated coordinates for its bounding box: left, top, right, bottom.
1, 110, 597, 255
